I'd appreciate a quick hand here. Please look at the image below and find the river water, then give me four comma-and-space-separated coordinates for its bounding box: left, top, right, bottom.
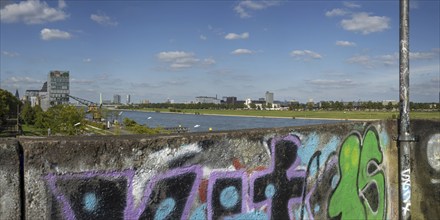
116, 111, 344, 133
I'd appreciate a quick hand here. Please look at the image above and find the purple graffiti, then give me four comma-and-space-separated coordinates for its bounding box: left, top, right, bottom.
134, 165, 203, 219
45, 169, 135, 220
207, 170, 248, 220
45, 134, 341, 220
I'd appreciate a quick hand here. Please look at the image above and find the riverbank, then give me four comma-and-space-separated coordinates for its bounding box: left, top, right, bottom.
116, 108, 440, 120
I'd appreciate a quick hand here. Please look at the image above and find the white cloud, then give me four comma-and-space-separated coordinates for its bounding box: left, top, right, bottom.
290, 50, 322, 60
410, 51, 438, 60
6, 76, 43, 84
225, 32, 249, 40
71, 78, 94, 84
203, 58, 216, 65
350, 50, 440, 68
343, 2, 361, 8
341, 12, 390, 34
83, 58, 92, 63
336, 40, 356, 47
308, 79, 357, 89
231, 49, 254, 55
325, 8, 349, 17
0, 0, 69, 24
58, 0, 66, 9
234, 0, 281, 18
40, 28, 71, 40
2, 51, 19, 57
90, 11, 118, 26
157, 51, 215, 70
347, 55, 374, 67
200, 35, 207, 40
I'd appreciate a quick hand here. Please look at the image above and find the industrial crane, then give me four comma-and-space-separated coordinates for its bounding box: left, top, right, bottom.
68, 95, 102, 121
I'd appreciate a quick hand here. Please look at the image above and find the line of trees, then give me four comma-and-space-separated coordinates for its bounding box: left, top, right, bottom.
20, 102, 85, 135
118, 100, 438, 111
0, 89, 21, 126
122, 117, 166, 134
119, 103, 247, 110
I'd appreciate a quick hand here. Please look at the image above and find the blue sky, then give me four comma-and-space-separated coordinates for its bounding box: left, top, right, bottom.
1, 0, 439, 103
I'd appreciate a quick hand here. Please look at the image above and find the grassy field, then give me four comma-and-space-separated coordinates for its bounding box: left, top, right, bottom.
141, 108, 439, 120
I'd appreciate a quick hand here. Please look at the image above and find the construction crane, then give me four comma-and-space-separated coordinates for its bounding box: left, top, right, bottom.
69, 95, 102, 121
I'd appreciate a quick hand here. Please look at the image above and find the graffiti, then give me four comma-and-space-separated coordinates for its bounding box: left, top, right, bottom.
207, 170, 248, 219
45, 128, 388, 220
427, 134, 440, 185
328, 128, 386, 219
250, 135, 306, 219
401, 168, 411, 216
45, 170, 135, 220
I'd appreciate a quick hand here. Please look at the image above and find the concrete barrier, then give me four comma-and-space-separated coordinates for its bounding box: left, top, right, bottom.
1, 119, 438, 219
410, 120, 440, 219
0, 138, 21, 220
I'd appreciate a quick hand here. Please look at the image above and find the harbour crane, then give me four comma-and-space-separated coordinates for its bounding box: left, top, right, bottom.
68, 95, 102, 121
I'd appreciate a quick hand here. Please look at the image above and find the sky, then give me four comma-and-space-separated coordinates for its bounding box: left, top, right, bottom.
1, 0, 439, 103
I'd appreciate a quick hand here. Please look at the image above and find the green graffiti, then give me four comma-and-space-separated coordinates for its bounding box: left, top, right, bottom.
329, 128, 386, 220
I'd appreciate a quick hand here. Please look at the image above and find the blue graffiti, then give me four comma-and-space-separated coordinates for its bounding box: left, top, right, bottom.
220, 186, 239, 209
83, 192, 97, 212
189, 204, 207, 220
265, 184, 276, 198
154, 198, 176, 220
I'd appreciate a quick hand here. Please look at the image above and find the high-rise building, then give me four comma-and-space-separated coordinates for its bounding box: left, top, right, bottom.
47, 71, 70, 106
225, 96, 237, 104
126, 94, 131, 105
113, 94, 121, 104
265, 91, 274, 104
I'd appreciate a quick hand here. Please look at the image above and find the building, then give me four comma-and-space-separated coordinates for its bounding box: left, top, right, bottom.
195, 96, 221, 104
225, 96, 237, 104
47, 71, 70, 106
113, 94, 121, 104
126, 94, 131, 105
39, 82, 50, 111
24, 90, 41, 107
265, 91, 274, 105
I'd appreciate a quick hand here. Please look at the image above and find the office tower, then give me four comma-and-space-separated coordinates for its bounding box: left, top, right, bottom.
47, 70, 70, 106
113, 94, 121, 104
126, 94, 131, 105
100, 93, 103, 105
265, 91, 274, 104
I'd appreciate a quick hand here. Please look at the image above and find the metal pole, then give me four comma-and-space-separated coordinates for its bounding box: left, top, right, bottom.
398, 0, 414, 219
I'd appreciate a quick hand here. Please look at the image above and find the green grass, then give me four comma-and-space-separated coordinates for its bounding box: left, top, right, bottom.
21, 124, 47, 136
140, 108, 439, 120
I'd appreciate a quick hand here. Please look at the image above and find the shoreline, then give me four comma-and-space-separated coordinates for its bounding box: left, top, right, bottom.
116, 108, 380, 121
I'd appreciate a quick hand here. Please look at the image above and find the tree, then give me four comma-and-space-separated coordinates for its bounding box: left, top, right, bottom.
37, 105, 85, 135
123, 117, 163, 134
20, 102, 36, 125
249, 103, 256, 110
386, 102, 394, 111
0, 89, 21, 126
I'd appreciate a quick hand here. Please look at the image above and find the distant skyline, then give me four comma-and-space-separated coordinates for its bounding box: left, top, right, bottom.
1, 0, 439, 103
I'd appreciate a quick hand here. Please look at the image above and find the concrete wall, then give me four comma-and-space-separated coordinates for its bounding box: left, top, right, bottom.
1, 119, 438, 219
410, 120, 440, 219
0, 138, 21, 220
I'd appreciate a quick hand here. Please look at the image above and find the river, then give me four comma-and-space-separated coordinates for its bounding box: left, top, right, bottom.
115, 111, 345, 133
